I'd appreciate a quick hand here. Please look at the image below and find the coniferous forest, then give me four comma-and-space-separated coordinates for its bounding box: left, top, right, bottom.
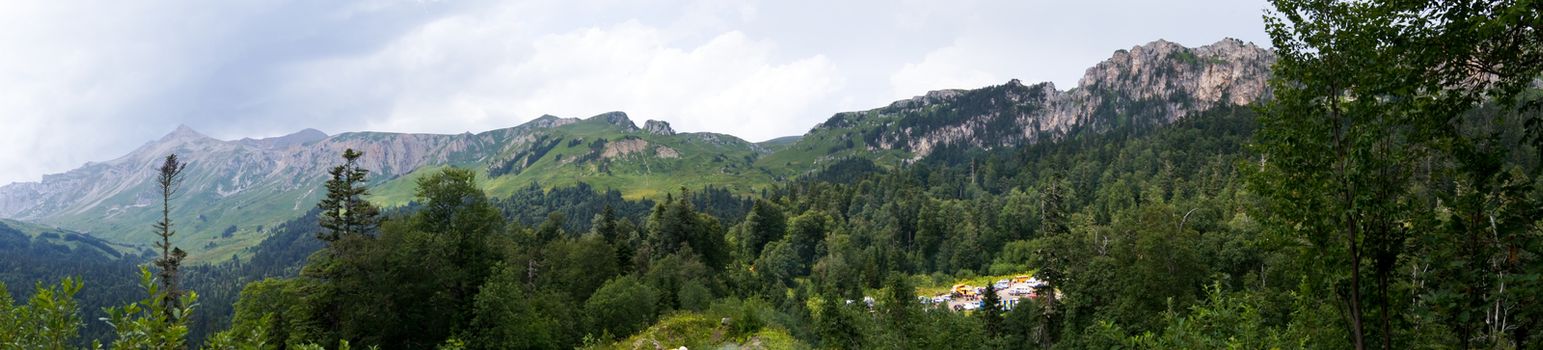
3, 1, 1543, 349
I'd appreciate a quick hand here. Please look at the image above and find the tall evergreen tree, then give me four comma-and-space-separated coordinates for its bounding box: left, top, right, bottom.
736, 199, 787, 260
1028, 175, 1071, 349
979, 283, 1003, 338
153, 154, 188, 323
317, 148, 380, 245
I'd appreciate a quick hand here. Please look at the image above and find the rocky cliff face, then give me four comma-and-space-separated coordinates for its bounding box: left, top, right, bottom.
1062, 38, 1273, 129
815, 38, 1274, 158
644, 120, 676, 135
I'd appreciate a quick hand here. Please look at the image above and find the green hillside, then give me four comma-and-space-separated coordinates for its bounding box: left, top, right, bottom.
0, 218, 145, 260
368, 115, 780, 205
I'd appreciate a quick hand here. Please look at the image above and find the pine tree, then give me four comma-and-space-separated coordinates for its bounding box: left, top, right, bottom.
979, 283, 1004, 338
152, 154, 188, 322
1029, 175, 1070, 349
317, 149, 380, 245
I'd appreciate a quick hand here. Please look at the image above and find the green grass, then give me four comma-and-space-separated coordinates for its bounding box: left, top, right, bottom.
369, 164, 450, 207
594, 313, 808, 350
372, 117, 781, 205
0, 218, 144, 259
914, 270, 1037, 297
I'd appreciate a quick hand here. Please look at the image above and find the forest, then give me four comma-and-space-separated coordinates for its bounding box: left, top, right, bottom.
3, 0, 1543, 349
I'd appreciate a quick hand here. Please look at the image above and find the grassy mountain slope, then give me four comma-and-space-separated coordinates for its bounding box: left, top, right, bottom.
0, 218, 143, 261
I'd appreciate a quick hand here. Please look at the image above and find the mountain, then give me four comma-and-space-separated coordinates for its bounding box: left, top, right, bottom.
757, 38, 1273, 173
236, 128, 328, 149
0, 38, 1272, 262
0, 112, 767, 262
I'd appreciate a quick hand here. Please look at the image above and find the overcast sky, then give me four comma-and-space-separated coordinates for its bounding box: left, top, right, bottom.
0, 0, 1272, 185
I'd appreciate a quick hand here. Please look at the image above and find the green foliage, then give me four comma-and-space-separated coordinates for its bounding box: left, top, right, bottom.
978, 283, 1003, 337
582, 275, 658, 340
732, 199, 787, 262
1256, 0, 1543, 348
18, 7, 1543, 347
221, 278, 310, 348
152, 154, 190, 323
201, 314, 271, 350
1104, 283, 1291, 349
814, 295, 862, 349
538, 235, 620, 302
469, 263, 579, 350
643, 189, 730, 270
317, 149, 381, 244
0, 277, 83, 349
104, 266, 197, 350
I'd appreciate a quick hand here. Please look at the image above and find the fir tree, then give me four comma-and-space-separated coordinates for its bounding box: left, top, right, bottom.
152, 154, 188, 322
317, 149, 380, 245
979, 283, 1004, 338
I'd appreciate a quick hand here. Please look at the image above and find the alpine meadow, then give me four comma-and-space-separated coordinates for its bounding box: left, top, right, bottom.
1, 1, 1542, 349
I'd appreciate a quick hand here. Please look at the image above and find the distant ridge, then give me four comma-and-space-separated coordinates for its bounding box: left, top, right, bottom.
0, 38, 1274, 262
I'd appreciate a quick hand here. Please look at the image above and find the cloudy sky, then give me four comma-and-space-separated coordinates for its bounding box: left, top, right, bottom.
0, 0, 1271, 185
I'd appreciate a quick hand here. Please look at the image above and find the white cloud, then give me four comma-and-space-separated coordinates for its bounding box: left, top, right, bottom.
0, 2, 200, 183
281, 15, 843, 141
889, 42, 1003, 99
0, 0, 1275, 184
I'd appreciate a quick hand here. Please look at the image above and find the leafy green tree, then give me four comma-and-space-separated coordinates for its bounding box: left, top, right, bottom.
592, 204, 621, 242
913, 308, 988, 350
871, 275, 920, 349
538, 235, 619, 302
414, 167, 505, 328
535, 213, 565, 242
582, 275, 659, 340
200, 314, 271, 350
735, 199, 787, 261
754, 239, 801, 293
815, 295, 862, 349
105, 266, 198, 350
1259, 1, 1543, 348
222, 278, 308, 348
469, 264, 578, 350
643, 252, 713, 312
591, 205, 639, 271
1000, 296, 1044, 350
786, 211, 831, 268
0, 278, 83, 349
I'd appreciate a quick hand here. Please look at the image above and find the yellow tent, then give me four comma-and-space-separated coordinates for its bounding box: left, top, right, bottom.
952, 284, 975, 295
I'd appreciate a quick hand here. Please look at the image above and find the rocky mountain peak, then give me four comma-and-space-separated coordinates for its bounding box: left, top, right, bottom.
160, 124, 211, 143
1062, 38, 1274, 128
888, 88, 968, 110
238, 128, 329, 149
1077, 38, 1272, 105
809, 38, 1274, 159
528, 115, 580, 129
589, 111, 639, 131
294, 128, 327, 138
643, 120, 675, 135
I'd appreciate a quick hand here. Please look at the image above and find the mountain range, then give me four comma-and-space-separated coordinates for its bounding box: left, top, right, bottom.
0, 38, 1274, 262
